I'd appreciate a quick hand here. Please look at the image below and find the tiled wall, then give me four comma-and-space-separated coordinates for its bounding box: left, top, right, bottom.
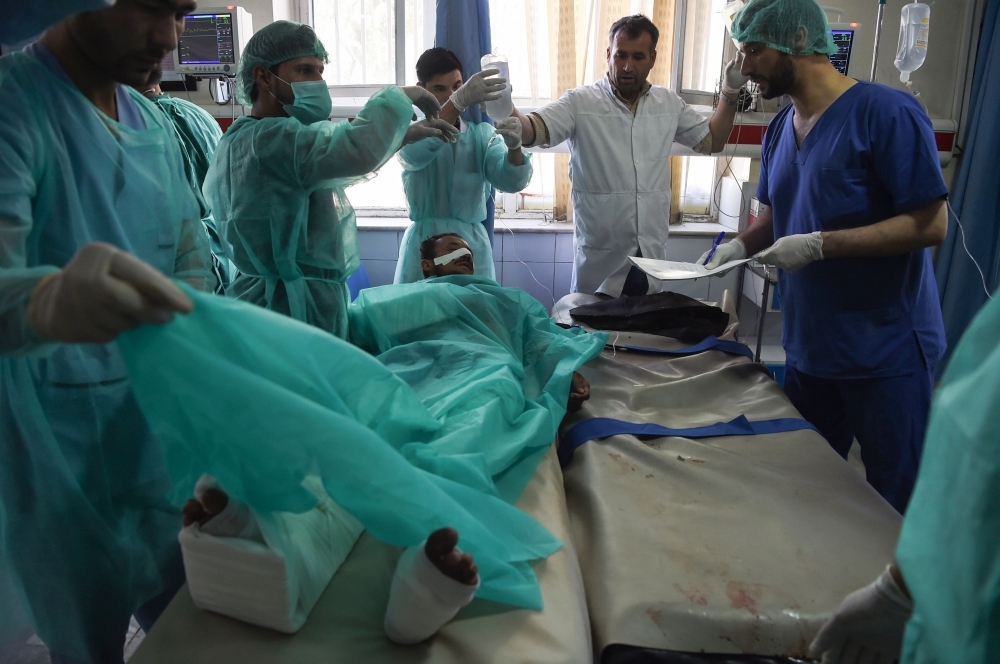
357, 229, 575, 307
358, 228, 742, 311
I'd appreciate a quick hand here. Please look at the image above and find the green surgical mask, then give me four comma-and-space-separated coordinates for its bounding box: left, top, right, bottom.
270, 75, 332, 125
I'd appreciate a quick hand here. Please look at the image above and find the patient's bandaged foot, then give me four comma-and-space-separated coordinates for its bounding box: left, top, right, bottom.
384, 527, 480, 644
187, 475, 264, 542
179, 475, 364, 633
182, 480, 479, 642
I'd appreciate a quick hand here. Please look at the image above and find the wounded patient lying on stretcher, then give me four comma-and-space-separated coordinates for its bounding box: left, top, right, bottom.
173, 260, 604, 644
416, 232, 590, 412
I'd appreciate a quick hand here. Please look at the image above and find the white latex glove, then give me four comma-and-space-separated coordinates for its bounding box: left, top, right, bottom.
722, 51, 750, 95
27, 241, 193, 344
809, 568, 913, 664
698, 238, 746, 270
403, 118, 459, 145
755, 231, 824, 272
450, 68, 505, 112
494, 117, 522, 150
399, 85, 442, 119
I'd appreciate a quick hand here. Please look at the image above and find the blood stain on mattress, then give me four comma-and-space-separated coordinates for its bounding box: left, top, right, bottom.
725, 581, 761, 616
673, 583, 709, 605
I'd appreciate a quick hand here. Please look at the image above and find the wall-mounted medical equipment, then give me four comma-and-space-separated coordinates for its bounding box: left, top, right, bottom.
828, 25, 857, 76
173, 6, 253, 77
895, 2, 930, 82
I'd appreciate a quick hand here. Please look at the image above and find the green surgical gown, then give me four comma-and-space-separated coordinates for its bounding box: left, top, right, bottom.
394, 122, 532, 284
149, 93, 232, 287
896, 294, 1000, 663
204, 86, 413, 338
0, 50, 214, 661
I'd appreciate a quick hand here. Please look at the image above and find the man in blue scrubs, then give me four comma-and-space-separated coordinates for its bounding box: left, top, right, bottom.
701, 0, 948, 512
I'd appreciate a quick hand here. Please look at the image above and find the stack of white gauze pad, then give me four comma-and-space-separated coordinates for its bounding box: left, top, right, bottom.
179, 476, 364, 633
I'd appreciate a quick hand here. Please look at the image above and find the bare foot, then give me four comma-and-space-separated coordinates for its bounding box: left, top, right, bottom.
425, 527, 478, 585
567, 371, 591, 413
182, 488, 229, 527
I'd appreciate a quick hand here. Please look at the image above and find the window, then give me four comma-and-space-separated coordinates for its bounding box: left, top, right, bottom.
311, 0, 431, 90
343, 158, 408, 210
321, 0, 743, 219
679, 0, 730, 96
488, 0, 553, 106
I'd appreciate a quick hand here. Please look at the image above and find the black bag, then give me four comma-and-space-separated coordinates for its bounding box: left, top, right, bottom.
569, 292, 730, 344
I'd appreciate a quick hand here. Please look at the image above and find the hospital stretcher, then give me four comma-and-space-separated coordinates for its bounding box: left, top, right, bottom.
132, 289, 900, 664
129, 444, 593, 664
552, 292, 901, 662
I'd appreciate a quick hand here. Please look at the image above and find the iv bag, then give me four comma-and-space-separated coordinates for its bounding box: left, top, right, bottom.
895, 2, 930, 83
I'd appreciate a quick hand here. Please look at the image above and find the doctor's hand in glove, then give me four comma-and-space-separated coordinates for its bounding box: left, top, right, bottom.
403, 118, 459, 145
698, 238, 746, 270
400, 85, 443, 119
755, 231, 824, 272
450, 69, 506, 112
808, 566, 913, 664
722, 51, 750, 95
495, 117, 522, 150
27, 242, 194, 345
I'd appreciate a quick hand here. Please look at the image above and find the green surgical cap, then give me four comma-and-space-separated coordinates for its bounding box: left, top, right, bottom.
732, 0, 838, 56
236, 20, 330, 106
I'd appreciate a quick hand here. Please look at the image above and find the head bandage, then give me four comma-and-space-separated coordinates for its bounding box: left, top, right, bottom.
433, 248, 472, 266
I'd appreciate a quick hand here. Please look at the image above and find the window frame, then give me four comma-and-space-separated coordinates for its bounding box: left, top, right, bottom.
304, 0, 409, 96
672, 0, 727, 106
306, 0, 733, 217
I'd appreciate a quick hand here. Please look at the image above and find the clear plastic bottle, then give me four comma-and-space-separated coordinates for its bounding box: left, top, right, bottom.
894, 2, 930, 83
480, 52, 513, 120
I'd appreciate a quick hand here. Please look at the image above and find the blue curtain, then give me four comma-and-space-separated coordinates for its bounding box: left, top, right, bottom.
435, 0, 496, 245
935, 0, 1000, 363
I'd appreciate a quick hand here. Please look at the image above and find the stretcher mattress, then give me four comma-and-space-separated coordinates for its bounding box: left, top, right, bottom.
554, 292, 901, 660
129, 445, 592, 664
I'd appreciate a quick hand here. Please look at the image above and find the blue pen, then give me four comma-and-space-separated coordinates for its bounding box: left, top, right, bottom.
703, 231, 727, 266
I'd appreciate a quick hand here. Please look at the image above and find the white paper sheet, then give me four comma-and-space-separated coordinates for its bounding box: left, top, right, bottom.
629, 256, 753, 281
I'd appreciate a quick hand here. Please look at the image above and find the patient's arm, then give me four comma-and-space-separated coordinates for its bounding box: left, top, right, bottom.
567, 372, 591, 413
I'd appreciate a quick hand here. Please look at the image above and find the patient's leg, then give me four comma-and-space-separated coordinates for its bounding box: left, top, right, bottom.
567, 371, 591, 412
384, 527, 480, 644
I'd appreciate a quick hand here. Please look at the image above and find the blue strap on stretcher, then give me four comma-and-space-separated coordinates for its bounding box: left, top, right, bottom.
607, 335, 754, 360
558, 415, 818, 467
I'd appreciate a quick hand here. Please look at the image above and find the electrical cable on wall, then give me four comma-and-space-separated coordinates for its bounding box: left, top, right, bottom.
496, 216, 556, 308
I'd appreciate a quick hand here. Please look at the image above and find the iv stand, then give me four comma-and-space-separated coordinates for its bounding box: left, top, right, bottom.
870, 0, 887, 81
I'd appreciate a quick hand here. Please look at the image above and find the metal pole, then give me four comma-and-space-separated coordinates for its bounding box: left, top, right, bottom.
870, 0, 887, 82
394, 0, 405, 85
754, 266, 769, 364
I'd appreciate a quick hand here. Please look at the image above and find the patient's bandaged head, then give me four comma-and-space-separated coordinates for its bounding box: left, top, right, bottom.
434, 248, 472, 266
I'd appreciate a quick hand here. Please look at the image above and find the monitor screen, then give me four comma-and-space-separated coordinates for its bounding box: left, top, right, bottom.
829, 30, 854, 75
178, 13, 235, 65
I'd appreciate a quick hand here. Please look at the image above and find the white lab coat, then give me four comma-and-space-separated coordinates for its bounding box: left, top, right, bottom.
535, 76, 709, 296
